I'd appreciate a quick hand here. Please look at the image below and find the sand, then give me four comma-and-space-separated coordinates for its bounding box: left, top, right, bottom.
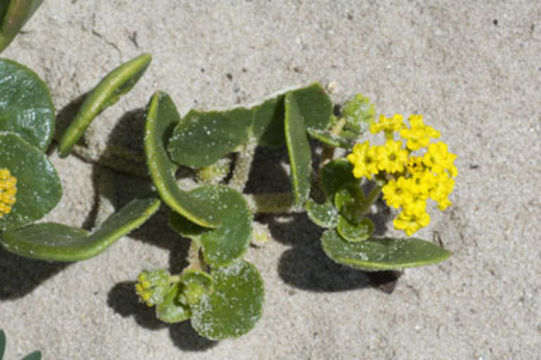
0, 1, 540, 359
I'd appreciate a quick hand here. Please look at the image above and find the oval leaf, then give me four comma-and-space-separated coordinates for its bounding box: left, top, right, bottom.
0, 0, 43, 53
170, 185, 252, 267
321, 229, 452, 271
336, 216, 374, 242
0, 196, 160, 261
251, 82, 332, 147
305, 199, 338, 229
191, 261, 264, 340
156, 282, 191, 324
341, 93, 375, 135
0, 133, 61, 231
0, 58, 54, 151
168, 107, 252, 167
284, 92, 311, 207
21, 351, 42, 360
58, 53, 152, 157
144, 91, 220, 228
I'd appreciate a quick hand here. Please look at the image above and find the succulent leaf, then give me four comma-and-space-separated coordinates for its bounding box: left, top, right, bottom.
320, 158, 359, 200
251, 82, 332, 147
144, 91, 221, 228
168, 107, 252, 168
336, 216, 374, 242
179, 270, 213, 306
0, 58, 55, 151
305, 199, 338, 229
156, 282, 191, 323
170, 185, 252, 267
321, 229, 451, 271
0, 133, 61, 231
0, 0, 43, 53
0, 196, 160, 261
58, 53, 152, 157
191, 260, 264, 340
306, 128, 354, 149
284, 92, 311, 207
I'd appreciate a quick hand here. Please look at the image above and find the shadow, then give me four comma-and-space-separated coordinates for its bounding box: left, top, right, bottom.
107, 282, 165, 330
0, 248, 68, 300
244, 145, 291, 194
169, 322, 218, 352
54, 92, 89, 143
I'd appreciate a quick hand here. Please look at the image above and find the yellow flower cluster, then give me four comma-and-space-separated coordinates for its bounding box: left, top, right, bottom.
347, 114, 457, 236
0, 168, 17, 218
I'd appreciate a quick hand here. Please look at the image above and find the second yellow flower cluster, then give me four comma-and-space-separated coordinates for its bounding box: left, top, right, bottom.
0, 168, 17, 218
347, 114, 457, 236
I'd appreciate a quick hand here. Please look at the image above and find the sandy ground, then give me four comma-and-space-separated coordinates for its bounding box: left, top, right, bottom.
1, 1, 540, 359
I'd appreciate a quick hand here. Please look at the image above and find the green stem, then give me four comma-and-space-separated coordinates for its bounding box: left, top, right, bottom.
359, 183, 382, 214
187, 241, 204, 271
245, 192, 303, 214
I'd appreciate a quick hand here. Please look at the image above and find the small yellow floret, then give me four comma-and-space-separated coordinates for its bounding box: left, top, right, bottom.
370, 114, 404, 138
0, 168, 17, 218
423, 142, 458, 177
399, 114, 441, 151
347, 141, 381, 179
379, 140, 408, 173
393, 209, 431, 236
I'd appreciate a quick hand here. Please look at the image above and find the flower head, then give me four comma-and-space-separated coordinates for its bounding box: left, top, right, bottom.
0, 168, 17, 218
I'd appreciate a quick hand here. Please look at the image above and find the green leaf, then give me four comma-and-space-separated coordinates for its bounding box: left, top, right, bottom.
156, 282, 191, 324
321, 230, 452, 271
21, 351, 42, 360
0, 197, 160, 261
170, 185, 252, 267
251, 82, 332, 147
0, 133, 61, 231
319, 158, 358, 200
0, 58, 54, 151
284, 92, 311, 207
179, 270, 213, 306
191, 261, 264, 340
336, 216, 374, 242
0, 329, 5, 360
58, 53, 152, 157
144, 91, 220, 228
341, 93, 375, 135
0, 0, 44, 53
168, 107, 252, 168
306, 128, 353, 149
334, 184, 366, 224
305, 199, 338, 229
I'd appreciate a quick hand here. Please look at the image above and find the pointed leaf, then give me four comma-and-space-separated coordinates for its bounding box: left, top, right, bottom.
0, 58, 54, 151
170, 185, 252, 267
0, 133, 62, 231
156, 282, 191, 323
58, 53, 152, 157
168, 107, 252, 167
0, 0, 43, 53
251, 82, 332, 147
321, 230, 452, 271
284, 92, 311, 207
336, 216, 374, 242
191, 261, 264, 340
144, 91, 220, 228
305, 199, 338, 229
0, 197, 160, 261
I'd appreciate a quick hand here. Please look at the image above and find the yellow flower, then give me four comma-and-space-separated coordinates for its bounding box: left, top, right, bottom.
407, 156, 424, 173
0, 168, 17, 218
393, 208, 431, 236
423, 142, 458, 177
382, 177, 409, 209
370, 114, 404, 136
347, 141, 381, 179
429, 172, 455, 210
378, 140, 408, 173
399, 114, 441, 151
